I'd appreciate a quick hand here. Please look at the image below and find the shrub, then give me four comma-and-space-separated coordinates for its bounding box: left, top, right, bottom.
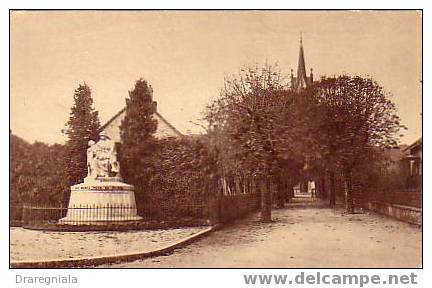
135, 137, 220, 220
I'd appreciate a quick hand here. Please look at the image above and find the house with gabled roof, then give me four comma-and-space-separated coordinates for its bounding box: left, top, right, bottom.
99, 98, 182, 143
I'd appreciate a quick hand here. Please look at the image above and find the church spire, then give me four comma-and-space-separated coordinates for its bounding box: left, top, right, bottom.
296, 33, 308, 90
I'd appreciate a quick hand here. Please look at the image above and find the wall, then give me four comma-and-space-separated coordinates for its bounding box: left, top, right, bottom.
215, 193, 260, 224
367, 201, 421, 225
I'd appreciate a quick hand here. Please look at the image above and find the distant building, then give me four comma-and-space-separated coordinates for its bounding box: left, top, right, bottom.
290, 36, 314, 91
401, 138, 422, 190
99, 89, 182, 143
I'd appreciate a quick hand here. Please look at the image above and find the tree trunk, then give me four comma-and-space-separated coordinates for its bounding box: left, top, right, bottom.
276, 178, 285, 208
329, 171, 336, 208
320, 175, 327, 200
209, 178, 222, 225
288, 186, 294, 202
344, 169, 354, 214
314, 178, 319, 199
286, 178, 294, 203
261, 177, 272, 222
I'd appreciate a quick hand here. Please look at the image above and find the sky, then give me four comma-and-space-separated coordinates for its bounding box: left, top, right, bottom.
10, 11, 422, 145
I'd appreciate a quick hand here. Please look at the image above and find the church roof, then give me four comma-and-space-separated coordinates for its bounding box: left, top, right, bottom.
296, 38, 308, 89
291, 35, 313, 91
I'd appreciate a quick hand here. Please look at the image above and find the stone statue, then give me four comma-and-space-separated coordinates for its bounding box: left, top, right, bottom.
86, 140, 97, 179
60, 133, 141, 224
85, 134, 121, 182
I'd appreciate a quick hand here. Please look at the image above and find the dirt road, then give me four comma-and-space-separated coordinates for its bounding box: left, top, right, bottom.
103, 204, 422, 268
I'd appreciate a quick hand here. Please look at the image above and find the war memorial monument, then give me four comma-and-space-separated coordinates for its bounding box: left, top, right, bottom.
59, 134, 142, 225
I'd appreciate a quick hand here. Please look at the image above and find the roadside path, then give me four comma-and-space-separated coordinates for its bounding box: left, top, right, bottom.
10, 226, 206, 262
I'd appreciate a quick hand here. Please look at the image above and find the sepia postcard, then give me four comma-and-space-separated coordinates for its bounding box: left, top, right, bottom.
10, 10, 422, 272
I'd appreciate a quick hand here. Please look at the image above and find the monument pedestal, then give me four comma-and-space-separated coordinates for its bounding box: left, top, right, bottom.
59, 180, 142, 225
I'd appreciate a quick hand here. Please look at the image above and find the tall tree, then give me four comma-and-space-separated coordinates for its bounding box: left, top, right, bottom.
206, 64, 304, 222
65, 83, 100, 186
312, 75, 405, 213
120, 79, 158, 186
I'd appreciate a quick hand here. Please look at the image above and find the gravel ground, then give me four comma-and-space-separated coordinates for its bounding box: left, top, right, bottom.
10, 226, 206, 261
103, 205, 422, 268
